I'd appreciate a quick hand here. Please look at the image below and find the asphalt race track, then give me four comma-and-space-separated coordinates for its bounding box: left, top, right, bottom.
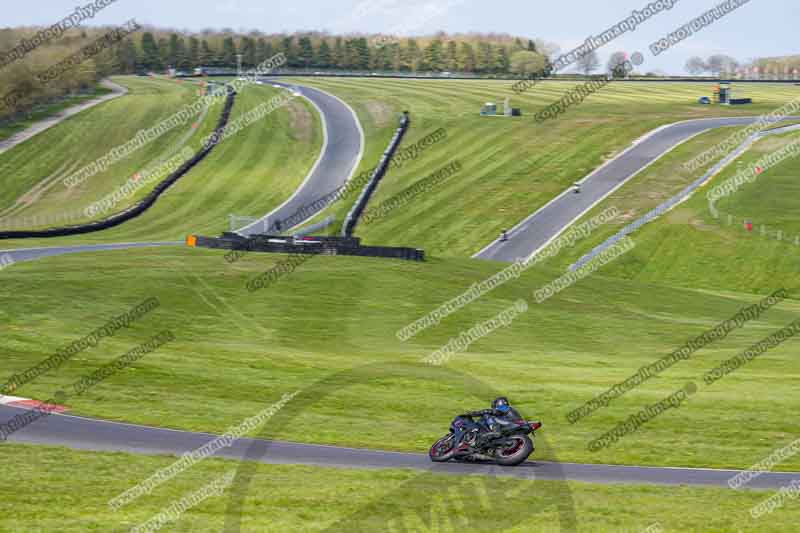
0, 241, 182, 265
474, 117, 795, 263
236, 80, 364, 236
2, 404, 796, 489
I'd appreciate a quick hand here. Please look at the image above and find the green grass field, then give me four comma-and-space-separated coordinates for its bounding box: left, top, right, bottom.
2, 77, 800, 532
540, 126, 800, 296
0, 82, 112, 142
0, 76, 321, 243
1, 246, 798, 471
285, 78, 800, 256
2, 443, 798, 532
4, 78, 797, 252
0, 76, 221, 229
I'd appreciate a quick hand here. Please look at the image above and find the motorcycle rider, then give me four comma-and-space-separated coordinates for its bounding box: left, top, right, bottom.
453, 397, 522, 453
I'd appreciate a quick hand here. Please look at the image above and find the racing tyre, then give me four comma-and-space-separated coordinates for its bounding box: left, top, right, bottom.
429, 433, 456, 462
495, 435, 533, 466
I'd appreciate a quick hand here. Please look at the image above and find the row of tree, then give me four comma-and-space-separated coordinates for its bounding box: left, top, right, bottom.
118, 31, 551, 75
685, 55, 740, 76
571, 50, 651, 78
0, 27, 556, 117
750, 55, 800, 76
684, 54, 800, 78
1, 23, 789, 120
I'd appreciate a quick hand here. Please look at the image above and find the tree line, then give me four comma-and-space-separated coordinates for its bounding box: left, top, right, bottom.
0, 27, 552, 118
116, 31, 550, 75
685, 55, 741, 76
4, 22, 790, 121
749, 55, 800, 77
684, 54, 800, 78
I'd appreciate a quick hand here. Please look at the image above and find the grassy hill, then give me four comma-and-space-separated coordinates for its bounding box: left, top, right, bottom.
2, 443, 798, 532
2, 77, 800, 532
1, 246, 798, 472
1, 78, 798, 472
0, 76, 221, 229
539, 127, 800, 296
3, 79, 798, 253
0, 82, 113, 142
0, 76, 321, 243
287, 78, 800, 257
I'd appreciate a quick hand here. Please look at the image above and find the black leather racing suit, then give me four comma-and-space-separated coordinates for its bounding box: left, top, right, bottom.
453, 407, 523, 452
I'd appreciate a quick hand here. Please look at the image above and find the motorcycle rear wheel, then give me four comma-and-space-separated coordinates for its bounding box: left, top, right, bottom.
495, 435, 533, 466
429, 433, 456, 462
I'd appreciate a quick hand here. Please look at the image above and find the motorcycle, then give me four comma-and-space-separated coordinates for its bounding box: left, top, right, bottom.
429, 413, 541, 466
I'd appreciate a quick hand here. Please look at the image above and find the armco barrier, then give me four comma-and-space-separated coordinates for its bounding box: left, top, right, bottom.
188, 233, 424, 262
0, 90, 236, 239
342, 111, 410, 237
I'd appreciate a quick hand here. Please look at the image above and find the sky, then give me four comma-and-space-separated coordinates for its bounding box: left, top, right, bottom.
2, 0, 797, 75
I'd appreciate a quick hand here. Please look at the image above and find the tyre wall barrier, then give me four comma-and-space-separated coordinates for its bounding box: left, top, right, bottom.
341, 111, 410, 237
0, 91, 236, 240
188, 233, 424, 262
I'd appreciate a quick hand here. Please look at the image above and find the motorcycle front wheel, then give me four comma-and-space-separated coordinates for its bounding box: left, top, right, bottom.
494, 435, 533, 466
429, 433, 456, 462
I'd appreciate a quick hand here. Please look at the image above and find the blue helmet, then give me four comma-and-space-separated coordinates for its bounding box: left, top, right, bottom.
493, 397, 511, 413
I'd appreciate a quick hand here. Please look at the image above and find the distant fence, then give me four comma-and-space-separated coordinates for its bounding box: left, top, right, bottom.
0, 91, 236, 240
342, 111, 410, 237
190, 68, 800, 84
